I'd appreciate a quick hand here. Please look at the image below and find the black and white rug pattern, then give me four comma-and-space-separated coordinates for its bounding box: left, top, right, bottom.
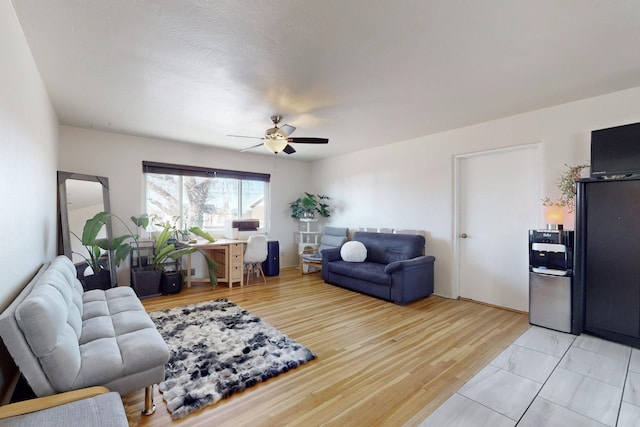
150, 298, 317, 419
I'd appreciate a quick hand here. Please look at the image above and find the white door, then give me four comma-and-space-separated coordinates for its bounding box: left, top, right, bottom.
456, 145, 539, 311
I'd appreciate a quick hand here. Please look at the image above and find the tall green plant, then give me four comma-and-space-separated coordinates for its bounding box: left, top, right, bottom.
81, 212, 148, 269
74, 212, 129, 274
71, 228, 105, 275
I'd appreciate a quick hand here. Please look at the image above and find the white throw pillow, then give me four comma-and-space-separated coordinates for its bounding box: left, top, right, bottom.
340, 241, 367, 262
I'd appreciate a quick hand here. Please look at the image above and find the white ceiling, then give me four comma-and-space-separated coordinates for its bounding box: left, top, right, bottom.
12, 0, 640, 161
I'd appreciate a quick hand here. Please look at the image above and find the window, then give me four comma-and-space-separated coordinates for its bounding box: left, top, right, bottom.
143, 161, 270, 232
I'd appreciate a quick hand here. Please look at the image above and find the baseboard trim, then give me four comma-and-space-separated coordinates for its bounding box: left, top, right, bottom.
457, 297, 528, 315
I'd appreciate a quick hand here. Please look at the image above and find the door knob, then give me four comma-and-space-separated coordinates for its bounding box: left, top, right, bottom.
459, 233, 468, 239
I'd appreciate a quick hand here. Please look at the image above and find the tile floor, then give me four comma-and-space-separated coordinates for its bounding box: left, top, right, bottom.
420, 326, 640, 427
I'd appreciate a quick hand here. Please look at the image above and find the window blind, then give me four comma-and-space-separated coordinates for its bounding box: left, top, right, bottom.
142, 161, 270, 182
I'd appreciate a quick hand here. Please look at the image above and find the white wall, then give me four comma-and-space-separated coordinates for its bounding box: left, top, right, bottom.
0, 0, 58, 310
311, 87, 640, 298
58, 126, 312, 284
58, 88, 640, 293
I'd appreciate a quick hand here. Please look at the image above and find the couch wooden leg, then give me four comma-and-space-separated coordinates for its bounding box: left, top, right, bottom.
141, 385, 156, 415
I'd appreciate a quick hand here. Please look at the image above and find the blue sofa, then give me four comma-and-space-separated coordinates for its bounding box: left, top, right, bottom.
321, 232, 435, 305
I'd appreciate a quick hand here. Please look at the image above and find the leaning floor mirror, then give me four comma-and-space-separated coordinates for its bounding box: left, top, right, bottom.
58, 171, 117, 289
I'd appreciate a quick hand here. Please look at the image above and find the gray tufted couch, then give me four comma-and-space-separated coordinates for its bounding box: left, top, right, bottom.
0, 256, 169, 415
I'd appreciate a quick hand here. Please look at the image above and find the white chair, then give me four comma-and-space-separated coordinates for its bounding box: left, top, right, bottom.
243, 235, 268, 284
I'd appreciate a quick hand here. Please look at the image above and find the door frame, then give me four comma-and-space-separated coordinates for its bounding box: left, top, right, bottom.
452, 142, 543, 300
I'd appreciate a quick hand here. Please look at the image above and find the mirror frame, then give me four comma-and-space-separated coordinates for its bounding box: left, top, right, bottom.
57, 171, 117, 287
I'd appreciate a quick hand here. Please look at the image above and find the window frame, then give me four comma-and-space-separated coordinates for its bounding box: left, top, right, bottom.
142, 161, 270, 234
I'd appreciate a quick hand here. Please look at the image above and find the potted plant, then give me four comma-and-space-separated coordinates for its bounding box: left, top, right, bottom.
87, 212, 218, 298
72, 212, 115, 290
290, 192, 331, 219
151, 222, 218, 295
127, 216, 218, 297
77, 212, 154, 295
542, 163, 590, 213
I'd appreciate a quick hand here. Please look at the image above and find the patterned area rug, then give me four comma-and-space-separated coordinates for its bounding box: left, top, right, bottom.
149, 299, 317, 419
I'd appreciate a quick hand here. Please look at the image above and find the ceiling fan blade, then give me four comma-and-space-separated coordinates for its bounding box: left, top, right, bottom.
227, 134, 265, 140
280, 124, 296, 137
240, 143, 265, 152
283, 144, 296, 155
288, 137, 329, 144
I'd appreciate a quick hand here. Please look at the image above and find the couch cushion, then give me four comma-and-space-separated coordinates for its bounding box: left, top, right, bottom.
328, 261, 391, 285
0, 391, 128, 427
15, 257, 85, 392
353, 232, 425, 264
73, 285, 167, 389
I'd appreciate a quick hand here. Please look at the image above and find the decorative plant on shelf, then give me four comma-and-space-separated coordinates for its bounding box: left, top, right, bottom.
290, 192, 331, 219
542, 163, 590, 213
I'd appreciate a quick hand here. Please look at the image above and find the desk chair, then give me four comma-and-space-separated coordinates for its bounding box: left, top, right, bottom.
300, 226, 348, 274
244, 235, 268, 284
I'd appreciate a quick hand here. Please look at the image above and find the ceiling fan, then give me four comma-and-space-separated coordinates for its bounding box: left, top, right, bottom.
227, 115, 329, 154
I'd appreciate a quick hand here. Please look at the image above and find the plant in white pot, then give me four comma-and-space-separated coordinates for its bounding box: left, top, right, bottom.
290, 192, 331, 219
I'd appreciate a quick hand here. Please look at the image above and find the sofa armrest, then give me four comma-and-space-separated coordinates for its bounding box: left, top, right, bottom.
384, 255, 435, 274
0, 386, 110, 419
322, 247, 342, 262
321, 247, 342, 282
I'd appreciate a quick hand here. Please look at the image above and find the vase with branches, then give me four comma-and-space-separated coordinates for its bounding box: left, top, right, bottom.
542, 163, 589, 213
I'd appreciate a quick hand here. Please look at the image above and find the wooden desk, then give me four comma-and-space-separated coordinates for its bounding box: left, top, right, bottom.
182, 239, 245, 288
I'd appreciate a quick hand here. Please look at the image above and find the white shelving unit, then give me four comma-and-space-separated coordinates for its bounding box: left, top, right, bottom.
297, 218, 319, 255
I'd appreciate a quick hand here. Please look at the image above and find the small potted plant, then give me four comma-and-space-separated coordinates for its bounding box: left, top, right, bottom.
542, 163, 590, 213
290, 192, 331, 219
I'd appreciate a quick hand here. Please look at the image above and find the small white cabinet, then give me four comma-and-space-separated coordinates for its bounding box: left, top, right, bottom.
297, 218, 319, 255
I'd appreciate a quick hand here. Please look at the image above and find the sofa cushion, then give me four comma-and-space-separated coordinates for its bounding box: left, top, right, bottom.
353, 232, 425, 264
328, 261, 390, 285
0, 390, 128, 427
73, 285, 167, 389
14, 258, 85, 392
340, 241, 367, 262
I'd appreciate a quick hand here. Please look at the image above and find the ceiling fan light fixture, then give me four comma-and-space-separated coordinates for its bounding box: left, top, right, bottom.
265, 126, 289, 139
231, 115, 327, 155
264, 138, 288, 154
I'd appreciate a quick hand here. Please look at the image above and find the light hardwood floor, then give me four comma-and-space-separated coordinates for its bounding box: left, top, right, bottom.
123, 267, 530, 427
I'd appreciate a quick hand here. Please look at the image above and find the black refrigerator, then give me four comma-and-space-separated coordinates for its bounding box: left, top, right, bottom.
575, 177, 640, 348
